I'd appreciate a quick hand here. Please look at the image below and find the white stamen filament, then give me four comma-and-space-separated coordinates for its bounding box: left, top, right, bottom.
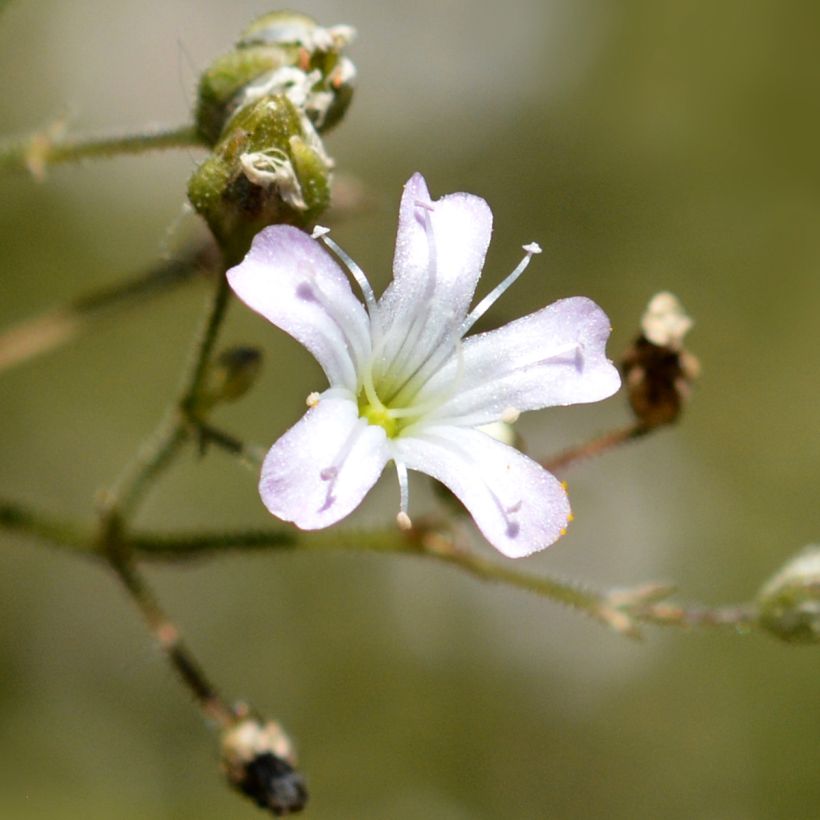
395, 461, 411, 527
461, 242, 542, 335
389, 333, 465, 422
313, 226, 378, 316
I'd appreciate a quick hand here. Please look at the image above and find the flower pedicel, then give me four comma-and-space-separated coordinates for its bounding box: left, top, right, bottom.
227, 173, 620, 557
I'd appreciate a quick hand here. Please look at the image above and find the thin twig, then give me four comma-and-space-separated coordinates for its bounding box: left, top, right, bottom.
541, 422, 650, 474
106, 549, 237, 726
0, 240, 218, 376
0, 123, 204, 178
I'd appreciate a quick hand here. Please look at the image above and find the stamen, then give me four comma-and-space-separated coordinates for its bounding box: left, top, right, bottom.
389, 331, 465, 421
395, 461, 411, 529
500, 406, 520, 424
461, 242, 542, 335
306, 391, 321, 408
312, 226, 378, 316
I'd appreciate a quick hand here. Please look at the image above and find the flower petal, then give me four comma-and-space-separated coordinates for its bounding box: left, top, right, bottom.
260, 393, 390, 529
419, 297, 621, 428
227, 225, 370, 392
373, 173, 493, 381
394, 426, 570, 558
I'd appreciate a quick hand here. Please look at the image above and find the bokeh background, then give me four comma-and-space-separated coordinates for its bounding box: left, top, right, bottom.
1, 1, 818, 818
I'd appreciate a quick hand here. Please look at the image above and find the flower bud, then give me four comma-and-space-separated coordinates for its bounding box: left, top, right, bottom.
187, 94, 332, 260
756, 545, 820, 644
621, 292, 699, 428
220, 715, 307, 816
201, 346, 263, 410
196, 11, 356, 146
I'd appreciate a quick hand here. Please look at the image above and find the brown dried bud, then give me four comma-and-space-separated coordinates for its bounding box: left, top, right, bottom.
221, 716, 307, 816
621, 292, 699, 428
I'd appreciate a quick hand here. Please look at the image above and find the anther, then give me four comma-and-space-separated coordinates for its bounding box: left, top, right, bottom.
306, 391, 321, 408
500, 406, 520, 424
396, 511, 413, 530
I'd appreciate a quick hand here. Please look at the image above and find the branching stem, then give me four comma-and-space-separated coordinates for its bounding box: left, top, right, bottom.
1, 496, 761, 640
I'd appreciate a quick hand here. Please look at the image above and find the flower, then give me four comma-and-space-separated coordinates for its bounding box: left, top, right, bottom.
226, 173, 620, 557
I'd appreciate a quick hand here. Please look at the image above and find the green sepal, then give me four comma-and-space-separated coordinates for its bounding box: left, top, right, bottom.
187, 95, 331, 264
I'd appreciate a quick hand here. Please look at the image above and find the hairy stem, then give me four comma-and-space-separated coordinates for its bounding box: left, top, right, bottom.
0, 123, 204, 177
107, 550, 236, 726
542, 422, 650, 474
0, 496, 761, 638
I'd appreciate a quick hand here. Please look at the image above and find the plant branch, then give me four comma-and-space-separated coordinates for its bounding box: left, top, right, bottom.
541, 421, 650, 475
0, 122, 204, 178
0, 496, 761, 638
106, 549, 237, 727
0, 239, 218, 376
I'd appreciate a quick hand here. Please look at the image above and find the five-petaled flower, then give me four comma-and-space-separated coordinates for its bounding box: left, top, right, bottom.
227, 173, 620, 557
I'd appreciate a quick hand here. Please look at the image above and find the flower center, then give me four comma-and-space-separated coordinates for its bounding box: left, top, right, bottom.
357, 389, 400, 437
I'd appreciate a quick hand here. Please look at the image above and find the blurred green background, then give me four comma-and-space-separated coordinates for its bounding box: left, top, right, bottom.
1, 1, 818, 818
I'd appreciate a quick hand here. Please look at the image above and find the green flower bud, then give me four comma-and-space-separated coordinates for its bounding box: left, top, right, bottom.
195, 11, 356, 146
756, 545, 820, 644
200, 346, 263, 410
187, 94, 332, 261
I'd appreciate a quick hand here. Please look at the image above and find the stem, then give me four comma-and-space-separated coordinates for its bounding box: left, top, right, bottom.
0, 123, 204, 177
0, 495, 761, 638
194, 420, 266, 470
180, 277, 232, 416
542, 422, 650, 474
0, 240, 218, 376
106, 550, 236, 727
0, 498, 91, 554
99, 270, 231, 529
100, 414, 189, 525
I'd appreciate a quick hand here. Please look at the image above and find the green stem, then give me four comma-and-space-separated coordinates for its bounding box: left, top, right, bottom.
180, 277, 232, 416
0, 123, 204, 177
0, 498, 91, 554
0, 495, 761, 637
100, 415, 190, 526
99, 268, 231, 530
0, 240, 218, 376
107, 550, 237, 727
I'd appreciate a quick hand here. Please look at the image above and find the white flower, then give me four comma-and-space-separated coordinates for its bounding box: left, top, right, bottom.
227, 173, 620, 557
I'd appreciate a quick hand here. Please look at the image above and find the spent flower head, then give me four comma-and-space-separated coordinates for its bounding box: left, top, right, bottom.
227, 173, 620, 557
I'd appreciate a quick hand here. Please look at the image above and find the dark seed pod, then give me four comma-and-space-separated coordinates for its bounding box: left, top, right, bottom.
221, 716, 307, 816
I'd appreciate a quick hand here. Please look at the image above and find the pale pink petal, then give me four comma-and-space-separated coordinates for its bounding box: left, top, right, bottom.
373, 174, 493, 376
394, 426, 570, 558
418, 297, 621, 428
260, 394, 390, 529
227, 226, 370, 392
